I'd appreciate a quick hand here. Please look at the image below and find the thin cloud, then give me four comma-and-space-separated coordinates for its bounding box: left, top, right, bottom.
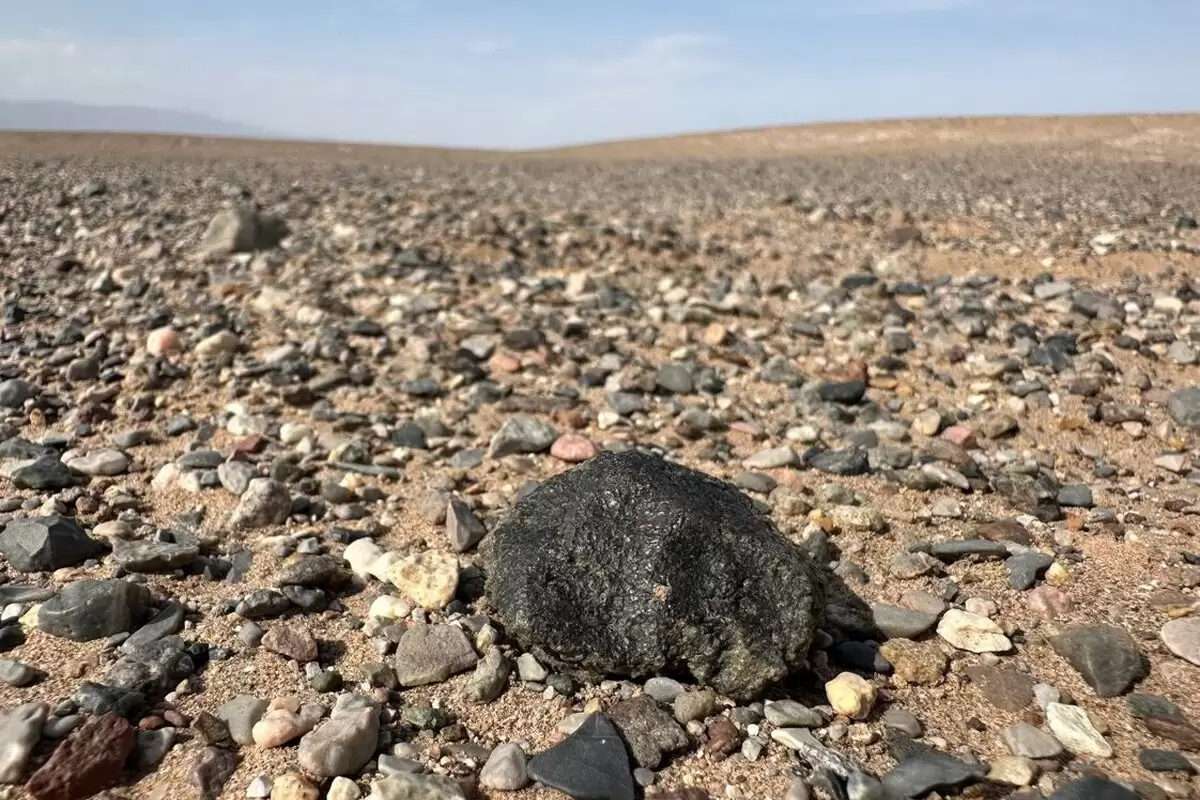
466, 37, 515, 56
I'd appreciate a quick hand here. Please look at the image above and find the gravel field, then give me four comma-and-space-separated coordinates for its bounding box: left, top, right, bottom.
2, 116, 1200, 800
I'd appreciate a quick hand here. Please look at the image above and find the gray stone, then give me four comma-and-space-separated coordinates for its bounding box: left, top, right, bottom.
643, 677, 685, 704
130, 728, 176, 770
872, 604, 938, 639
38, 579, 151, 641
468, 647, 511, 703
765, 700, 823, 728
1050, 624, 1148, 697
527, 714, 634, 800
230, 478, 291, 529
0, 516, 106, 572
0, 659, 37, 687
1168, 386, 1200, 430
516, 652, 549, 682
215, 695, 268, 746
0, 701, 47, 783
298, 706, 380, 777
1161, 617, 1200, 666
1048, 777, 1138, 800
199, 205, 288, 257
485, 450, 827, 701
112, 540, 199, 572
480, 743, 529, 791
366, 773, 466, 800
217, 461, 257, 495
9, 456, 75, 490
446, 497, 487, 553
0, 379, 37, 408
393, 623, 478, 686
1003, 723, 1064, 759
489, 415, 557, 458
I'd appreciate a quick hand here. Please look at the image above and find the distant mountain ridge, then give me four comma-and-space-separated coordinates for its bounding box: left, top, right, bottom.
0, 99, 269, 138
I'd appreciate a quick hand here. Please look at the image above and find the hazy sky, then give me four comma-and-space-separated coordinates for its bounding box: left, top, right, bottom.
2, 0, 1199, 148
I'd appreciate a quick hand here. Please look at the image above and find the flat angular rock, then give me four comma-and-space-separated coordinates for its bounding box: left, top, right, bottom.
489, 415, 557, 457
111, 539, 199, 572
527, 714, 635, 800
964, 665, 1035, 712
1049, 777, 1138, 800
190, 746, 240, 800
607, 695, 689, 769
1046, 702, 1112, 757
485, 450, 826, 701
881, 750, 988, 799
1049, 623, 1148, 697
9, 456, 76, 490
393, 623, 478, 686
1161, 617, 1200, 666
24, 711, 135, 800
446, 497, 487, 553
936, 609, 1011, 654
38, 579, 151, 641
872, 604, 939, 639
0, 516, 106, 572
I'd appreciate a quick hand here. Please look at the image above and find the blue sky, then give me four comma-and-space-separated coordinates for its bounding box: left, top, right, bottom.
1, 0, 1198, 148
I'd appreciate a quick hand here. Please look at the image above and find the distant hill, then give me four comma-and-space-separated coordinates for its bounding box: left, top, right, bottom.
0, 99, 269, 138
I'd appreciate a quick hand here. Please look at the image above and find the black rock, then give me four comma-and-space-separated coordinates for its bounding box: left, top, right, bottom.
1050, 624, 1148, 697
38, 579, 152, 641
880, 750, 988, 798
832, 641, 891, 675
818, 380, 867, 405
235, 589, 293, 618
485, 449, 827, 701
0, 516, 107, 572
123, 602, 186, 650
1006, 551, 1054, 590
527, 713, 636, 800
1048, 777, 1138, 800
0, 624, 26, 652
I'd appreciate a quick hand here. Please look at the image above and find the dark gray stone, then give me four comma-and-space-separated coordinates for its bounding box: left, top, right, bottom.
1057, 484, 1094, 508
10, 455, 76, 490
1006, 551, 1054, 590
1139, 748, 1195, 773
807, 448, 870, 476
73, 681, 146, 718
607, 695, 689, 769
485, 450, 827, 701
527, 714, 635, 800
880, 750, 987, 798
0, 516, 106, 572
1050, 624, 1149, 697
1168, 387, 1200, 430
1049, 777, 1138, 800
926, 539, 1010, 561
0, 378, 38, 408
112, 540, 199, 572
872, 604, 938, 639
38, 579, 151, 641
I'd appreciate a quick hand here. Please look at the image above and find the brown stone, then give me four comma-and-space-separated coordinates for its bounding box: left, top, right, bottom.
975, 518, 1033, 547
25, 712, 135, 800
261, 623, 319, 662
1143, 715, 1200, 752
649, 791, 713, 800
964, 665, 1036, 712
550, 434, 598, 463
704, 718, 741, 760
879, 639, 948, 686
189, 746, 239, 800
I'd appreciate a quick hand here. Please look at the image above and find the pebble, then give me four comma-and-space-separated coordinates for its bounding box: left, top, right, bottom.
387, 550, 459, 610
0, 701, 48, 782
297, 705, 380, 777
480, 742, 530, 790
825, 672, 876, 720
1045, 702, 1113, 757
1160, 617, 1200, 666
764, 699, 823, 728
872, 603, 938, 638
936, 609, 1012, 653
1004, 722, 1065, 759
393, 623, 478, 686
1049, 624, 1148, 697
261, 624, 319, 662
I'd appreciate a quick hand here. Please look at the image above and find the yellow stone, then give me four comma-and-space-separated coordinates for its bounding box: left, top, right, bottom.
386, 550, 459, 610
825, 672, 876, 720
271, 772, 319, 800
1045, 562, 1070, 585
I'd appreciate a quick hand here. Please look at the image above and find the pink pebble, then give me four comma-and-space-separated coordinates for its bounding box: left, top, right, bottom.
940, 425, 978, 449
1027, 585, 1072, 620
550, 434, 598, 463
146, 327, 182, 357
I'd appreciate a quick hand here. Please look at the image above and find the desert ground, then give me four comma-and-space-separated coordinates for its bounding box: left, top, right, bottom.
2, 114, 1200, 800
